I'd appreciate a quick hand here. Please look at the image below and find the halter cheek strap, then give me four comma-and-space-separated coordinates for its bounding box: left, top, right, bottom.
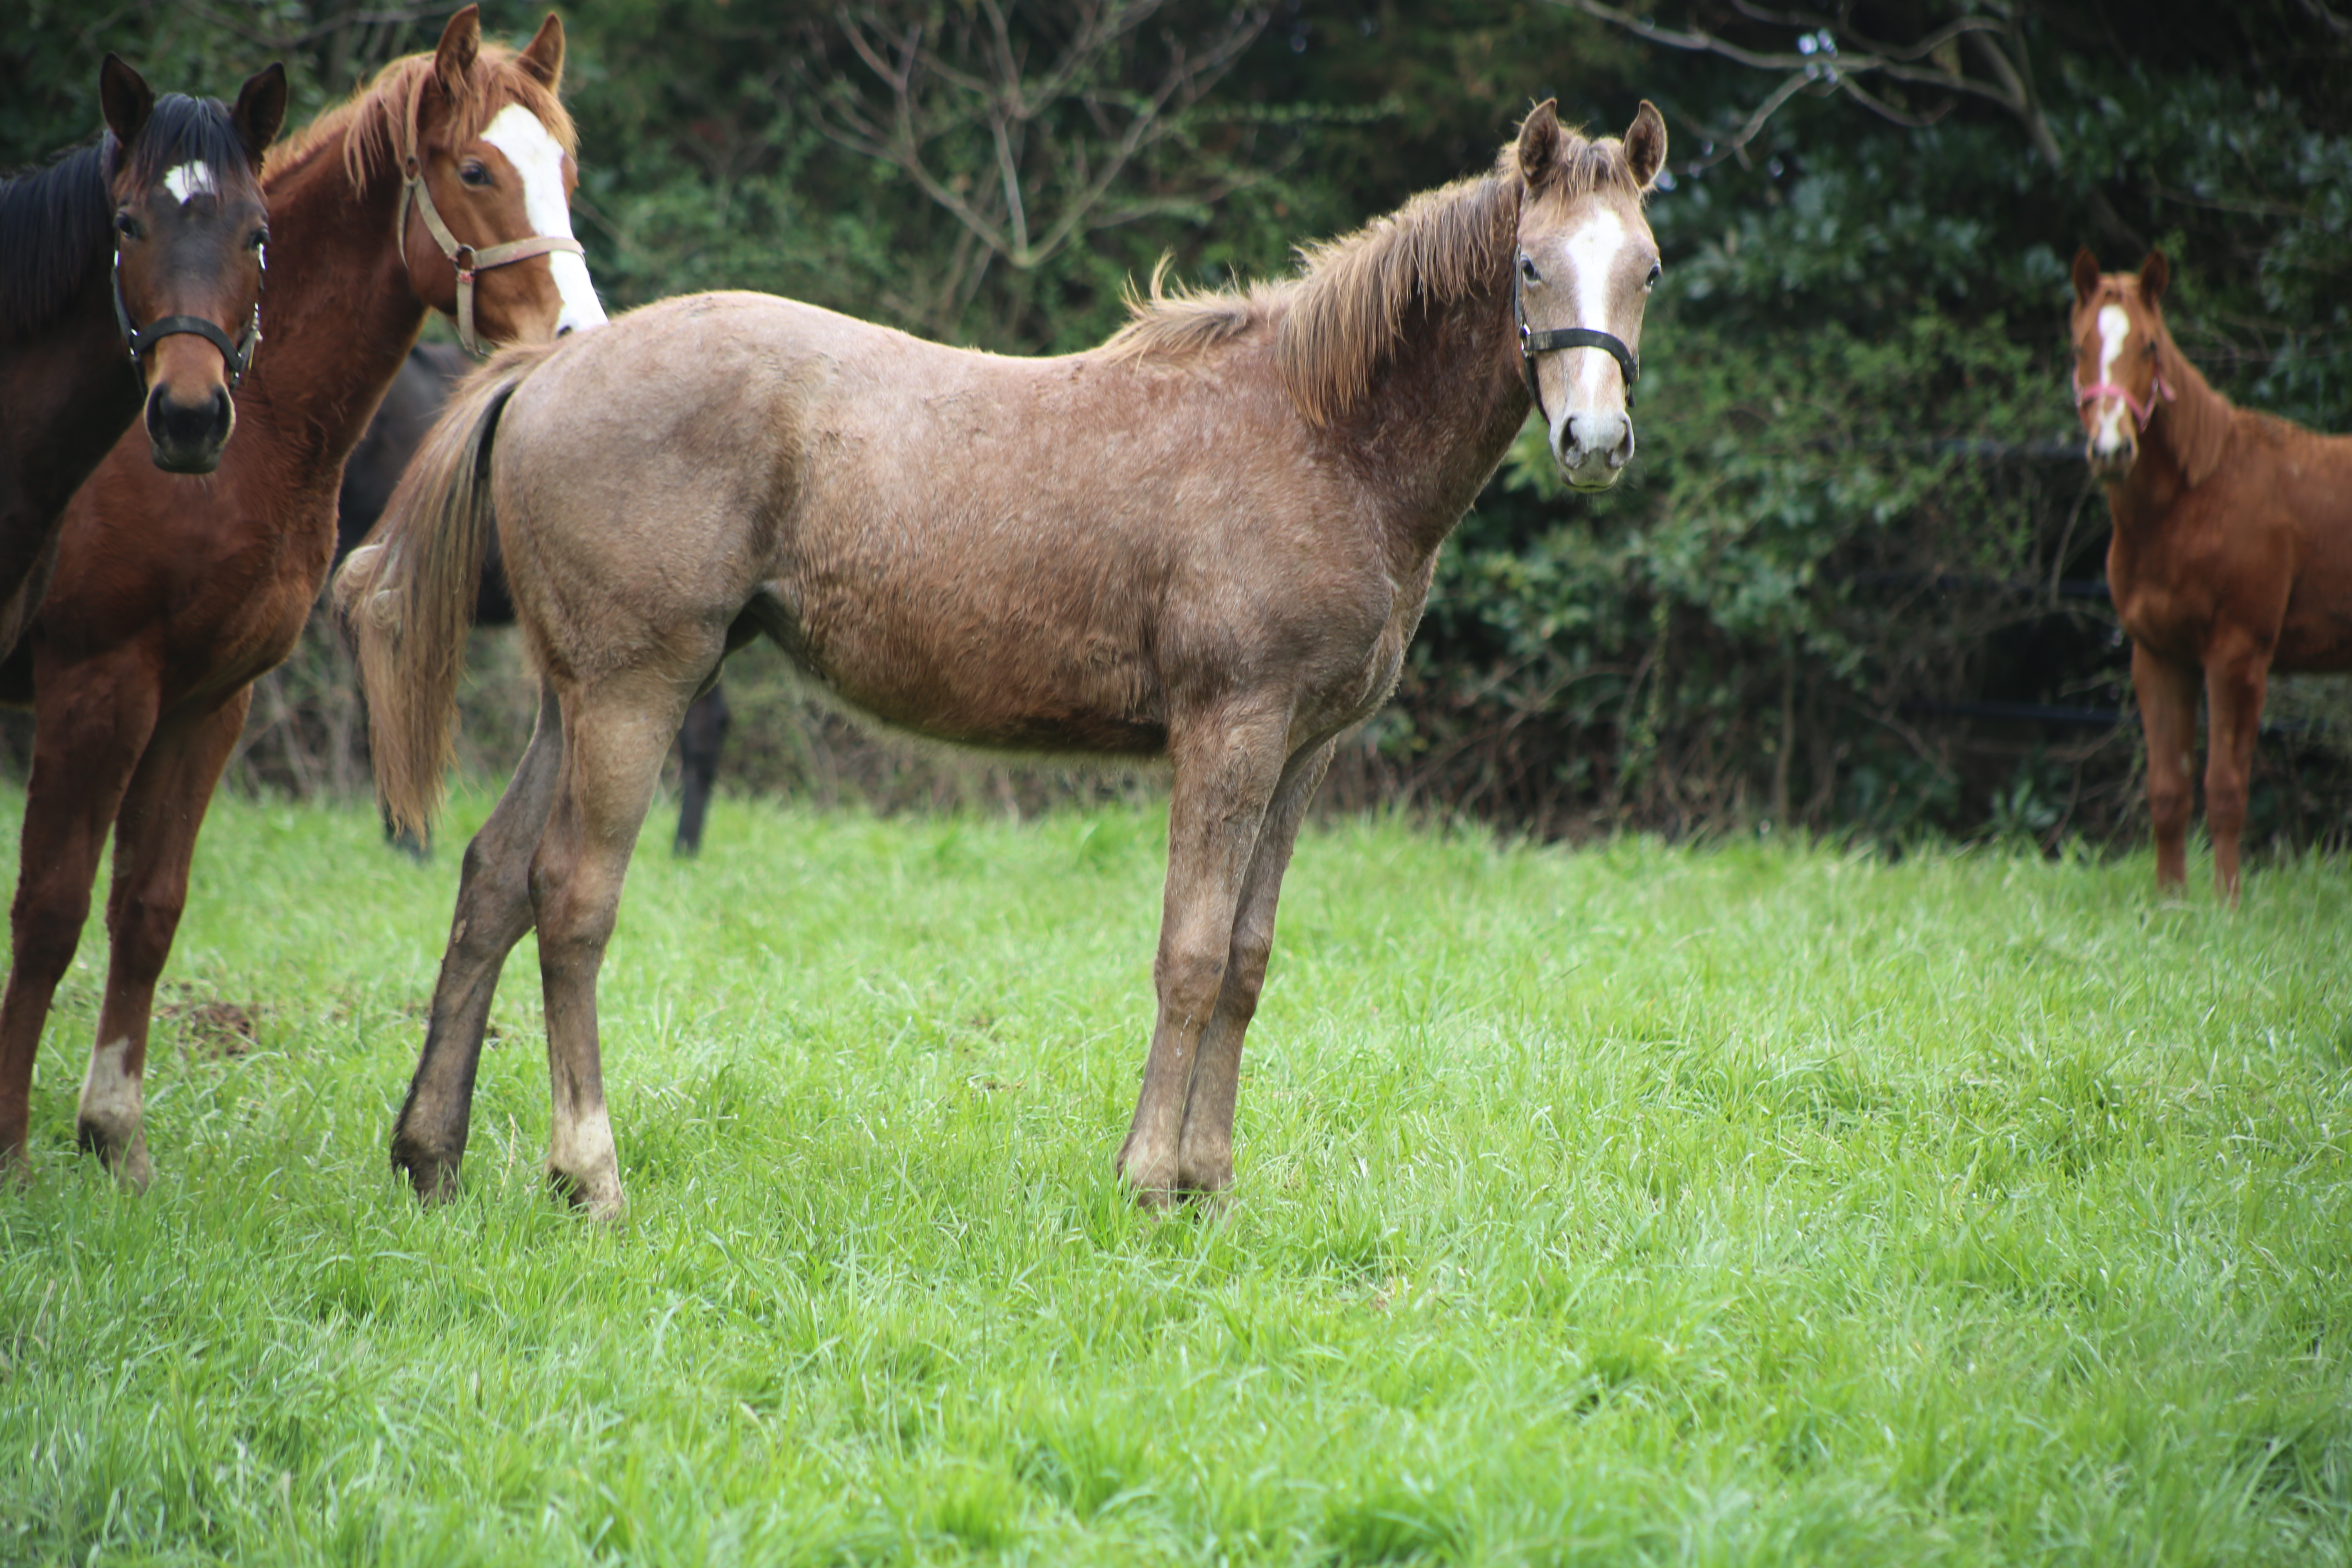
399, 156, 585, 356
2074, 363, 2175, 431
111, 245, 262, 388
1514, 258, 1638, 426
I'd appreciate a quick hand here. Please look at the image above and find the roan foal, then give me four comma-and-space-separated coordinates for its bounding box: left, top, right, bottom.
342, 101, 1666, 1218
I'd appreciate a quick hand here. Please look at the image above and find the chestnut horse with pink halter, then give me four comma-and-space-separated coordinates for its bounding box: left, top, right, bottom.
2070, 247, 2352, 901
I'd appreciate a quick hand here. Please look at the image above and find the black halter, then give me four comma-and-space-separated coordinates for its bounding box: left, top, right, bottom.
1513, 255, 1637, 426
111, 243, 262, 389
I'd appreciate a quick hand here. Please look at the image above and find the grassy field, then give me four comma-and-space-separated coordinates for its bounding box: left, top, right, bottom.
2, 786, 2349, 1566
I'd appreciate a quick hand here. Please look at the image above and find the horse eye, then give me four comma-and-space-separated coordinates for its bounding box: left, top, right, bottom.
115, 212, 142, 241
1519, 256, 1541, 283
459, 160, 492, 188
250, 227, 270, 250
1645, 263, 1662, 288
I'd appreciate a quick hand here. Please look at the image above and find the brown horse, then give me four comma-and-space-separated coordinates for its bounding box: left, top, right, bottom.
0, 7, 601, 1186
2069, 249, 2352, 901
0, 56, 286, 656
341, 100, 1667, 1218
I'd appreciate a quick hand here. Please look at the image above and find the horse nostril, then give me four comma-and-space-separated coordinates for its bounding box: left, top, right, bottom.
558, 323, 574, 337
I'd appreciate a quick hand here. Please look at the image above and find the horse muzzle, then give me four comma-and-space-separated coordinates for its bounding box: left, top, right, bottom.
1555, 408, 1635, 492
145, 383, 235, 474
2085, 428, 2137, 483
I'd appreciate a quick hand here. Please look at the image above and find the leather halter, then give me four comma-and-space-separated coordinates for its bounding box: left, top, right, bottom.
111, 243, 261, 388
399, 154, 584, 356
1514, 255, 1638, 427
2074, 362, 2174, 432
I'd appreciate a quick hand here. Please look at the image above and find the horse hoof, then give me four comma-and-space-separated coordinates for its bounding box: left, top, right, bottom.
390, 1136, 464, 1205
76, 1120, 151, 1192
548, 1165, 626, 1223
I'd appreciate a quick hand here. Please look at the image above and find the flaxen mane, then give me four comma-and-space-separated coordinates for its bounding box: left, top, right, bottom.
0, 95, 261, 341
1107, 124, 1644, 426
267, 43, 574, 186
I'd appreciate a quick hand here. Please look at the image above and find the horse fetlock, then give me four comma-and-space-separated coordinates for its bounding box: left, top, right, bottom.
1176, 1130, 1235, 1196
1116, 1132, 1183, 1208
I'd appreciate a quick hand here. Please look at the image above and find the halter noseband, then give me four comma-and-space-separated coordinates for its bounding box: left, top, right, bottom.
111, 244, 262, 389
2074, 362, 2175, 432
399, 154, 585, 356
1514, 255, 1639, 426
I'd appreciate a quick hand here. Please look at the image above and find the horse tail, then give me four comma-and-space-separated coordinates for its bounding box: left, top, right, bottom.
334, 341, 559, 837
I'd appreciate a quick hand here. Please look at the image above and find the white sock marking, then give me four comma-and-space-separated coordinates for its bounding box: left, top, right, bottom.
161, 162, 216, 204
480, 105, 608, 336
78, 1036, 143, 1134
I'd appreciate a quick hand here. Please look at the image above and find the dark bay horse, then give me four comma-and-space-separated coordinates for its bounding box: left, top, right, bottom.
336, 343, 733, 856
341, 100, 1668, 1218
2070, 249, 2352, 901
0, 56, 285, 656
0, 7, 602, 1187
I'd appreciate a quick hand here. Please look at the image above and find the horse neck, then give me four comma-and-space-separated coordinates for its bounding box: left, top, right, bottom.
1343, 276, 1528, 564
247, 133, 428, 480
2107, 337, 2233, 528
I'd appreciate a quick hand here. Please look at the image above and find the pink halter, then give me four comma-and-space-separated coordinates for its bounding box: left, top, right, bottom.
2074, 362, 2176, 431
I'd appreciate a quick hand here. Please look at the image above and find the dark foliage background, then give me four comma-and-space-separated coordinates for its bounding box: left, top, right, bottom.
7, 0, 2351, 851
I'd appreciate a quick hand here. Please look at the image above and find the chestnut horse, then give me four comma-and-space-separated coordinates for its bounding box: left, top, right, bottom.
2070, 248, 2352, 900
0, 7, 602, 1185
342, 100, 1667, 1218
0, 56, 285, 657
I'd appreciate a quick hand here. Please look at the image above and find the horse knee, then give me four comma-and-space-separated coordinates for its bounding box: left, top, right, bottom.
2146, 776, 2192, 838
1155, 941, 1229, 1026
10, 882, 91, 983
107, 890, 186, 984
1219, 934, 1274, 1023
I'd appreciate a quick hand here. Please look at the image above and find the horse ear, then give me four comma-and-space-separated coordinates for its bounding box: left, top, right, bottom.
230, 62, 288, 167
2139, 249, 2169, 305
517, 13, 565, 90
99, 54, 154, 152
2071, 247, 2102, 303
434, 5, 482, 94
1517, 100, 1563, 186
1622, 100, 1668, 190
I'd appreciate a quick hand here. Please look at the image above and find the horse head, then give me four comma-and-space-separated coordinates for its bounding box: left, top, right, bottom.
1510, 99, 1666, 491
397, 7, 604, 352
103, 56, 284, 474
2069, 247, 2174, 482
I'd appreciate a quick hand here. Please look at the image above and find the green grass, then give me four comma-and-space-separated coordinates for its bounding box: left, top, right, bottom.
3, 786, 2350, 1566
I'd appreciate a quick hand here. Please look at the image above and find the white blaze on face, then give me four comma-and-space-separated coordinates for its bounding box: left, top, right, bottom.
2093, 303, 2132, 454
1563, 206, 1631, 409
161, 162, 216, 204
479, 104, 607, 335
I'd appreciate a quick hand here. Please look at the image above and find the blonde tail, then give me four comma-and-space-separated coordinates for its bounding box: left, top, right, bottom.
333, 341, 559, 836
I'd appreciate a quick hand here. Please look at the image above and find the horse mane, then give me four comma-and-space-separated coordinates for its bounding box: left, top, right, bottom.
2148, 308, 2232, 489
271, 42, 575, 190
0, 94, 261, 342
1105, 122, 1644, 426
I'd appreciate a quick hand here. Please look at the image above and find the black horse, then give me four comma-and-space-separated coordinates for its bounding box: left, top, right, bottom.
337, 343, 732, 854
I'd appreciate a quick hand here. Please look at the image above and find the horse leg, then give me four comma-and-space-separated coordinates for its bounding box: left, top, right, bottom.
78, 692, 251, 1181
390, 676, 566, 1201
531, 668, 707, 1218
1116, 706, 1291, 1204
672, 681, 731, 858
0, 665, 160, 1180
1175, 739, 1335, 1196
2203, 645, 2270, 907
2132, 644, 2199, 892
